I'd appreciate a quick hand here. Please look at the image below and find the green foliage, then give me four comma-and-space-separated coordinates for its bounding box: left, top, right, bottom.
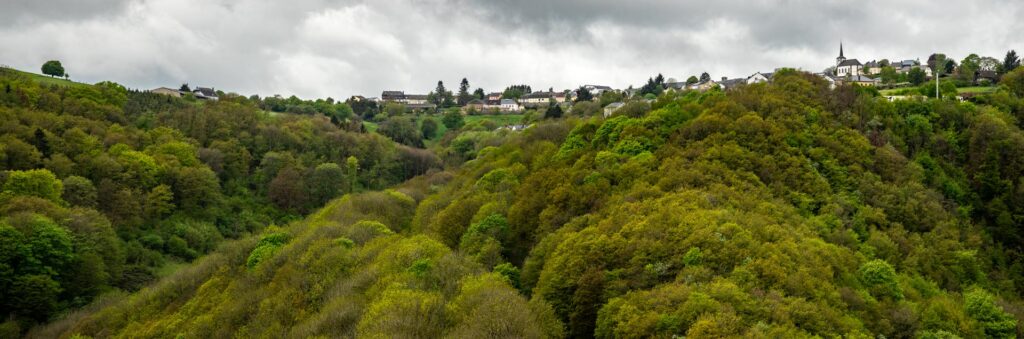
442, 109, 465, 130
859, 259, 903, 299
3, 169, 63, 204
22, 67, 1024, 339
41, 60, 65, 77
963, 287, 1017, 338
246, 232, 290, 269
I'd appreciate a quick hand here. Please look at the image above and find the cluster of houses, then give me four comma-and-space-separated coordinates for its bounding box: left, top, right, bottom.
150, 86, 219, 101
149, 43, 974, 117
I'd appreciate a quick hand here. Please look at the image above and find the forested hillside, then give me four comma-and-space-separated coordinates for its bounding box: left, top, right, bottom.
0, 68, 438, 335
14, 67, 1024, 338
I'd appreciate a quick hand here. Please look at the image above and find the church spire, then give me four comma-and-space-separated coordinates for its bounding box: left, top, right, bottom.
839, 41, 844, 58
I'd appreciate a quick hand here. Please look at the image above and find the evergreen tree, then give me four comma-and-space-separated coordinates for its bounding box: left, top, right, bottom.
1004, 50, 1020, 72
457, 78, 472, 106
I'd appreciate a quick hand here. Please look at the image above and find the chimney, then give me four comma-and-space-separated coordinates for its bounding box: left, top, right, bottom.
721, 77, 727, 81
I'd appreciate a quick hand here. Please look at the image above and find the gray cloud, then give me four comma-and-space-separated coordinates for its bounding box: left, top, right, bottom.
0, 0, 1021, 99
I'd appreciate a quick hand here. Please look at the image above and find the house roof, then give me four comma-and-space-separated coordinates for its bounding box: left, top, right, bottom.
846, 75, 878, 82
194, 87, 217, 97
585, 85, 612, 90
522, 91, 555, 99
467, 99, 485, 105
405, 94, 429, 100
719, 78, 746, 88
838, 59, 863, 67
500, 99, 519, 105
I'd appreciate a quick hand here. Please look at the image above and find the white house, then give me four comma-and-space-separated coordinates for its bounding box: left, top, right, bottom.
193, 87, 219, 101
499, 99, 522, 112
747, 72, 773, 84
583, 85, 613, 96
603, 102, 624, 117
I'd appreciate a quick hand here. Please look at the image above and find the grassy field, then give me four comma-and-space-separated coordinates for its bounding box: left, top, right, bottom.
957, 86, 997, 94
880, 86, 997, 96
1, 67, 89, 88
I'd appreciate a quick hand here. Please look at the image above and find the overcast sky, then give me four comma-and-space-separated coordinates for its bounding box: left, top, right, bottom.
2, 0, 1021, 99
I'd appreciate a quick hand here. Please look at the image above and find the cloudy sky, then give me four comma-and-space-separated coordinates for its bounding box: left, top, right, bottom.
2, 0, 1021, 99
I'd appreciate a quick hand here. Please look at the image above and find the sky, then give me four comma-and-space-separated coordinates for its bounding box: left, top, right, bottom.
1, 0, 1022, 99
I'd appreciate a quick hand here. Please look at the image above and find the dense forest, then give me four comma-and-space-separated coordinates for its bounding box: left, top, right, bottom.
5, 66, 1024, 338
0, 68, 440, 336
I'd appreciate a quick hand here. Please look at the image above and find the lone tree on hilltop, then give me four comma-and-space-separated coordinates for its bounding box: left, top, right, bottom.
41, 60, 65, 78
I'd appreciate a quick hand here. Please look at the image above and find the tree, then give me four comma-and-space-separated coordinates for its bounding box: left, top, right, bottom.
544, 103, 563, 119
268, 167, 306, 212
964, 287, 1017, 338
457, 78, 472, 106
144, 185, 175, 220
41, 60, 64, 78
1000, 66, 1024, 97
473, 88, 485, 100
700, 72, 711, 83
574, 87, 594, 103
686, 76, 699, 85
62, 176, 97, 208
908, 67, 927, 85
421, 118, 439, 139
32, 128, 50, 158
308, 163, 345, 206
1003, 50, 1020, 73
879, 66, 899, 84
442, 109, 465, 130
179, 83, 191, 92
346, 156, 359, 193
378, 116, 424, 148
944, 59, 957, 74
432, 81, 454, 108
3, 169, 64, 204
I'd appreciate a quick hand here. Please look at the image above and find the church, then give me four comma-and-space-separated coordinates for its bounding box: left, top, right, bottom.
835, 43, 863, 77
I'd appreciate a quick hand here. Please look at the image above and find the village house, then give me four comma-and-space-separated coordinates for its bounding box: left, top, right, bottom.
486, 92, 503, 101
583, 85, 613, 96
718, 77, 746, 90
193, 87, 219, 101
381, 91, 406, 102
499, 99, 523, 112
520, 91, 557, 106
604, 102, 624, 117
747, 72, 773, 84
839, 74, 880, 87
405, 94, 429, 105
464, 99, 485, 112
864, 61, 882, 75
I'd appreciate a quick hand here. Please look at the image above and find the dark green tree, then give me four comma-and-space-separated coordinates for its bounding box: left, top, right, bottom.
421, 118, 439, 139
457, 78, 472, 106
442, 109, 465, 130
574, 87, 593, 103
1003, 50, 1020, 72
544, 103, 563, 119
41, 60, 64, 78
700, 72, 711, 83
908, 67, 927, 85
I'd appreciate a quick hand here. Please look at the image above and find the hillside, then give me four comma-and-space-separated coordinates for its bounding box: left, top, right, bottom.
8, 67, 1024, 338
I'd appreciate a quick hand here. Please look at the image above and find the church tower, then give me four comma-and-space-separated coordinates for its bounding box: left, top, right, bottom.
836, 42, 846, 67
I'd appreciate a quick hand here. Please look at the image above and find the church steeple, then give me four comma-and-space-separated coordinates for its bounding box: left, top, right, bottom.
836, 41, 847, 67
